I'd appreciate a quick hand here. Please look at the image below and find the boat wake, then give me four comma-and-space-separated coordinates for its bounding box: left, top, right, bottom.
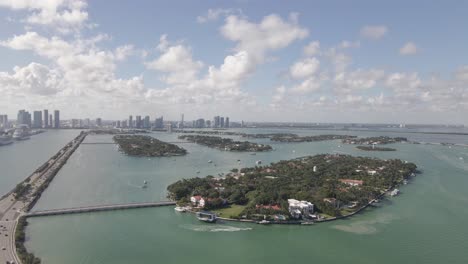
180, 224, 252, 232
331, 213, 398, 235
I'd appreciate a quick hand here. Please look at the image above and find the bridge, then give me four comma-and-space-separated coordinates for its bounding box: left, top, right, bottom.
82, 142, 192, 144
25, 201, 176, 217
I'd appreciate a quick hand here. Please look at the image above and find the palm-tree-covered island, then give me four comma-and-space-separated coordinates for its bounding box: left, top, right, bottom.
178, 135, 272, 152
167, 154, 417, 222
356, 146, 397, 151
114, 135, 187, 157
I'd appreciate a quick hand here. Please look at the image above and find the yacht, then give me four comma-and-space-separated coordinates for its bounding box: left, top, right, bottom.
196, 211, 217, 223
390, 189, 400, 197
12, 125, 30, 140
256, 160, 262, 165
174, 206, 188, 212
0, 134, 13, 146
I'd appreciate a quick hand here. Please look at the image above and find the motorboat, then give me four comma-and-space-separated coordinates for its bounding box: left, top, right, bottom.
174, 206, 188, 212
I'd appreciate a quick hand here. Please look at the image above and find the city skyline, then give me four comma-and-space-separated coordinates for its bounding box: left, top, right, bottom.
0, 1, 467, 124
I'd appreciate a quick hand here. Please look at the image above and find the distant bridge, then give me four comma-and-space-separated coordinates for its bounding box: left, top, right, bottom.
25, 201, 176, 217
82, 142, 192, 144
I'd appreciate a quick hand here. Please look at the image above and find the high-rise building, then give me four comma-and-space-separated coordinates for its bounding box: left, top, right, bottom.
205, 120, 211, 128
136, 116, 142, 128
225, 117, 230, 128
220, 117, 225, 128
129, 115, 133, 128
154, 116, 164, 128
49, 114, 53, 127
17, 110, 32, 128
33, 111, 43, 128
43, 109, 49, 128
0, 115, 8, 128
213, 116, 220, 128
54, 110, 60, 128
96, 118, 102, 127
144, 116, 150, 129
194, 118, 205, 128
178, 114, 184, 129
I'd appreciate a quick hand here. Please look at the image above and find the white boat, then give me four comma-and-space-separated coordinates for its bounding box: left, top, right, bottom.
208, 160, 213, 163
258, 220, 271, 225
0, 134, 13, 146
12, 125, 30, 140
174, 206, 187, 212
256, 160, 262, 165
390, 189, 399, 197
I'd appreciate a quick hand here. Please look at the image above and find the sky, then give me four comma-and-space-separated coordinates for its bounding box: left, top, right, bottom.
0, 0, 467, 124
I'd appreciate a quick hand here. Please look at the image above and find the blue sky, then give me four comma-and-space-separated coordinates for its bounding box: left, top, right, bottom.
0, 0, 467, 124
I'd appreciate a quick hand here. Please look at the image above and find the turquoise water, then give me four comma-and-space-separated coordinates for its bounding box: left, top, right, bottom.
8, 129, 468, 263
0, 129, 79, 196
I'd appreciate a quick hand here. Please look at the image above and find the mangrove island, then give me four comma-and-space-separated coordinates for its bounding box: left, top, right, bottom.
178, 135, 272, 152
356, 146, 397, 151
114, 135, 187, 157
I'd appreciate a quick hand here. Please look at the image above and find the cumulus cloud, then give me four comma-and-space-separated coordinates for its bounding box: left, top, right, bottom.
399, 42, 419, 55
289, 57, 320, 79
303, 41, 320, 56
334, 69, 385, 94
197, 8, 242, 23
0, 0, 89, 33
360, 25, 388, 40
220, 13, 308, 62
146, 40, 203, 85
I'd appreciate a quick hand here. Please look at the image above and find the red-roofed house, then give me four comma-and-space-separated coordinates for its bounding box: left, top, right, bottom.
190, 195, 206, 208
339, 179, 363, 186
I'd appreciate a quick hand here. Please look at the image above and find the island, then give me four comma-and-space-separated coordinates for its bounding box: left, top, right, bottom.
356, 146, 396, 151
114, 135, 187, 157
342, 136, 407, 145
270, 134, 356, 142
178, 135, 272, 152
167, 154, 417, 222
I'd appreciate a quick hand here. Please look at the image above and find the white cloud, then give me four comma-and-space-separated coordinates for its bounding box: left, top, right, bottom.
0, 0, 89, 33
220, 13, 308, 62
303, 41, 320, 56
399, 42, 418, 55
289, 57, 320, 79
197, 8, 242, 23
339, 40, 360, 49
334, 69, 385, 93
0, 62, 62, 96
146, 41, 203, 85
114, 45, 134, 61
360, 25, 388, 40
290, 76, 322, 94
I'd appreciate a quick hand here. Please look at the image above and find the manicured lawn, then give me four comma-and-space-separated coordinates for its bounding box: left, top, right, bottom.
213, 205, 246, 218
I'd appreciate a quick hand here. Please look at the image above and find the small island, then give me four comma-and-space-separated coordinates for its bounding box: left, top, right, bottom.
167, 154, 417, 222
114, 135, 187, 157
356, 145, 396, 151
270, 134, 356, 142
342, 136, 407, 145
178, 135, 272, 152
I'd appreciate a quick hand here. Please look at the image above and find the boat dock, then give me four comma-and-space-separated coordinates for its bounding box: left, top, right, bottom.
25, 201, 176, 218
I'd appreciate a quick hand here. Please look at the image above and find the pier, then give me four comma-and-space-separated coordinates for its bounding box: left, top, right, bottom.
25, 201, 176, 217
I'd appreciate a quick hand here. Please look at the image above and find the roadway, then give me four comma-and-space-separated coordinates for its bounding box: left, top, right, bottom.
0, 132, 87, 264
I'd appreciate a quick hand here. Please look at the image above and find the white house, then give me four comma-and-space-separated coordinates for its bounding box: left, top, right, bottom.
190, 195, 206, 208
288, 199, 314, 219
